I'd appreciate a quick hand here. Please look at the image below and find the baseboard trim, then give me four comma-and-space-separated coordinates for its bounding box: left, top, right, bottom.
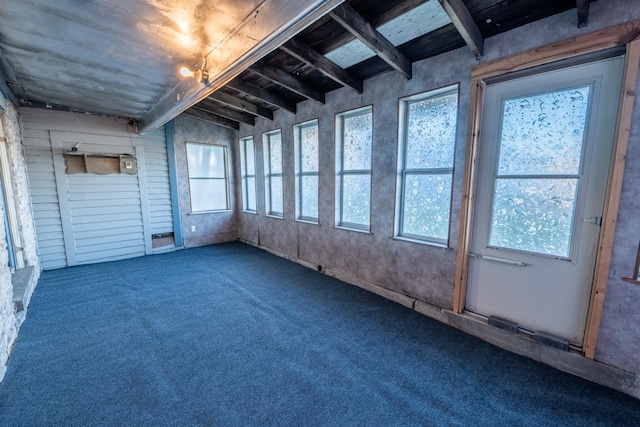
238, 239, 640, 399
444, 310, 640, 399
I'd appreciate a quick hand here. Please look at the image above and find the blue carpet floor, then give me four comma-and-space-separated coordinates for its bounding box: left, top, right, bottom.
0, 242, 639, 426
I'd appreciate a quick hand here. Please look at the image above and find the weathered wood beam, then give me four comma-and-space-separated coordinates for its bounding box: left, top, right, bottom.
329, 3, 412, 79
281, 38, 363, 93
437, 0, 484, 58
249, 65, 325, 103
208, 91, 273, 120
577, 0, 590, 28
196, 100, 255, 125
183, 108, 240, 131
138, 0, 344, 133
226, 79, 297, 114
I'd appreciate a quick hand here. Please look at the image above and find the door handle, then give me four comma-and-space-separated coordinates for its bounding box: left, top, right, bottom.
583, 217, 602, 226
469, 253, 528, 266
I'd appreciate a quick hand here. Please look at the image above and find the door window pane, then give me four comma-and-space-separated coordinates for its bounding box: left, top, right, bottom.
498, 87, 590, 176
489, 178, 578, 257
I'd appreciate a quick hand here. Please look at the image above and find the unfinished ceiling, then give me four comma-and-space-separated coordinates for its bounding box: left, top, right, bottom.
0, 0, 593, 132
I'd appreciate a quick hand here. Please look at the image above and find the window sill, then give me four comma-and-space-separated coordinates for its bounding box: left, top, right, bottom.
392, 236, 451, 250
333, 225, 372, 235
265, 214, 284, 220
189, 209, 233, 215
242, 210, 258, 215
296, 218, 319, 225
622, 277, 640, 285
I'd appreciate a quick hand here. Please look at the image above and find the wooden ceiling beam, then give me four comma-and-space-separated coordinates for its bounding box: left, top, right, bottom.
183, 108, 240, 131
196, 100, 255, 126
249, 64, 325, 103
226, 79, 297, 114
329, 3, 412, 79
281, 38, 363, 94
208, 91, 273, 120
576, 0, 589, 28
437, 0, 484, 58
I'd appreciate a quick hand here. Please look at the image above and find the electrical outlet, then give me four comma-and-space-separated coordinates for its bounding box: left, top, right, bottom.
191, 225, 196, 232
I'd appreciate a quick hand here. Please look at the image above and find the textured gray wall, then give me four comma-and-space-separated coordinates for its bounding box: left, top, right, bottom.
238, 0, 640, 374
239, 46, 474, 309
173, 114, 239, 248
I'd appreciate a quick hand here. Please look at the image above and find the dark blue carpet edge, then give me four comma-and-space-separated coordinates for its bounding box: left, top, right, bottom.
0, 242, 637, 426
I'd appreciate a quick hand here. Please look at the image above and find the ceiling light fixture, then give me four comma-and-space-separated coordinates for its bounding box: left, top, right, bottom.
179, 63, 208, 84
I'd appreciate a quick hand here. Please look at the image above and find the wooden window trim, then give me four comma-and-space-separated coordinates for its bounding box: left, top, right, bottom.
452, 19, 640, 360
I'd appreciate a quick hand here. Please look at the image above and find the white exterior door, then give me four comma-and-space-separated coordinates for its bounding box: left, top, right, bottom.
466, 56, 624, 345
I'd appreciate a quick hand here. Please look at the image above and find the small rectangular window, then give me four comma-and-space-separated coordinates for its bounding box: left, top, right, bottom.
263, 130, 283, 217
396, 85, 459, 244
294, 119, 319, 223
186, 143, 228, 212
335, 106, 372, 231
239, 136, 256, 212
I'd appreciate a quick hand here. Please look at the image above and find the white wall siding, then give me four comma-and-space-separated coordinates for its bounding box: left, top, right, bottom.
22, 108, 176, 269
143, 130, 174, 237
22, 127, 66, 269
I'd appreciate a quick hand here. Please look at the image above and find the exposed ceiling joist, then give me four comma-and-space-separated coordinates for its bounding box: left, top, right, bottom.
249, 65, 325, 103
226, 79, 297, 114
329, 3, 412, 79
437, 0, 484, 58
208, 91, 273, 120
197, 100, 255, 126
576, 0, 589, 28
139, 0, 344, 134
281, 38, 363, 93
184, 108, 240, 130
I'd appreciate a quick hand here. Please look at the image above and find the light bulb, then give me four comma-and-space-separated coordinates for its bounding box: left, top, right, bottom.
179, 66, 194, 78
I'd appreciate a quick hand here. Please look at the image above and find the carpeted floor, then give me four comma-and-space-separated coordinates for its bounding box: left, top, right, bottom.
0, 242, 639, 426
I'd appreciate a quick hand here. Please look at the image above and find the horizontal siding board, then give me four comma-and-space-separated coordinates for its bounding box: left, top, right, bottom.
68, 198, 142, 209
76, 239, 145, 254
75, 232, 145, 247
31, 194, 59, 204
73, 226, 143, 240
26, 162, 55, 173
72, 219, 143, 233
72, 212, 142, 225
70, 205, 142, 217
67, 184, 140, 193
77, 247, 145, 264
67, 191, 140, 201
37, 229, 64, 239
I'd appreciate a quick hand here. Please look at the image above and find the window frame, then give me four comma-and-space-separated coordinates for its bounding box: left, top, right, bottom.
294, 119, 320, 224
185, 142, 229, 213
239, 136, 257, 213
263, 129, 284, 218
395, 84, 459, 245
335, 105, 373, 232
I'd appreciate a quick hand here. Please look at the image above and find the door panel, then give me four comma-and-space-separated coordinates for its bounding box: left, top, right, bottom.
466, 57, 624, 344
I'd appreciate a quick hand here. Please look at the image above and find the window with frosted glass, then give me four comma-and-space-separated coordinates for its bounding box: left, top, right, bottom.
488, 86, 591, 258
335, 106, 372, 230
294, 119, 319, 222
263, 130, 283, 217
239, 136, 256, 212
186, 143, 228, 212
397, 86, 458, 243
